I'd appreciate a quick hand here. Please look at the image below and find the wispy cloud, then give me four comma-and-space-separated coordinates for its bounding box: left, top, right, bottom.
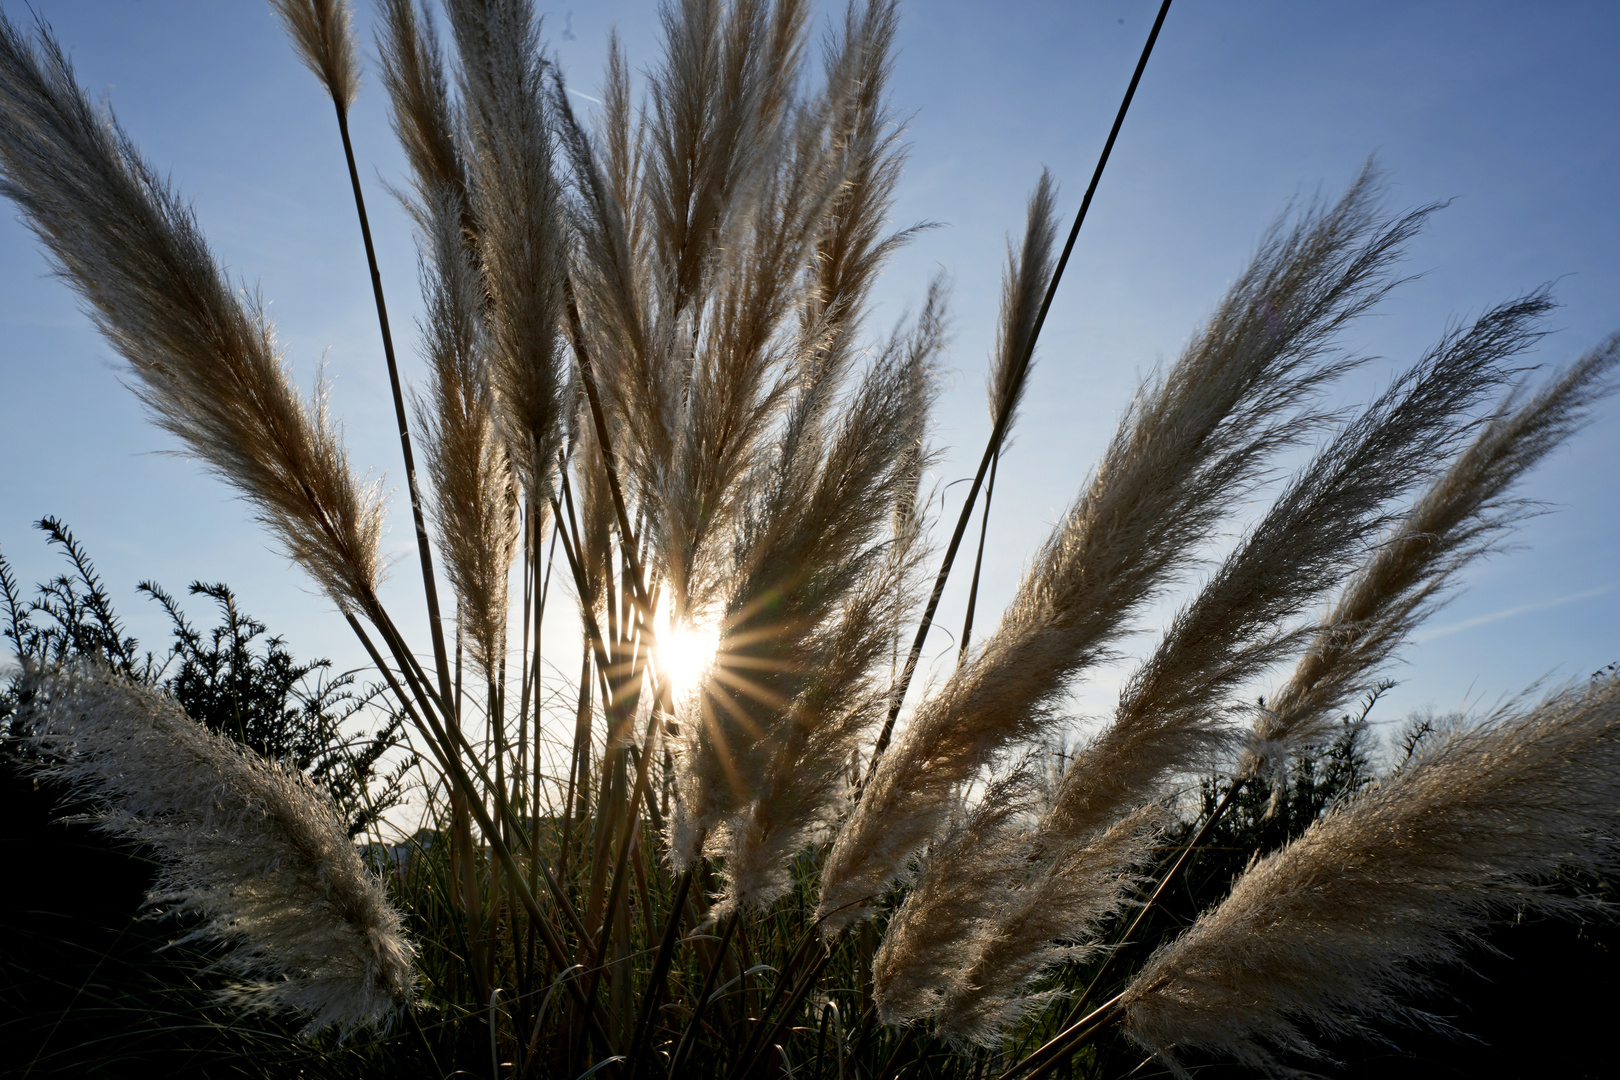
1414, 584, 1617, 643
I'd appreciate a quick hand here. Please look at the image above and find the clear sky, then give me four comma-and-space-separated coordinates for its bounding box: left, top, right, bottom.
2, 1, 1618, 756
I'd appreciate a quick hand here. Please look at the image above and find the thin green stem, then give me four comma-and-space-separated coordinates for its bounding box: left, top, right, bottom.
627, 866, 695, 1079
733, 937, 839, 1080
668, 911, 741, 1078
355, 597, 601, 959
346, 609, 614, 1055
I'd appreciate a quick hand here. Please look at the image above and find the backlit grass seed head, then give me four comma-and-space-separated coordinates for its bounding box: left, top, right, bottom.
716, 483, 932, 909
893, 291, 1553, 1037
1252, 333, 1620, 771
0, 16, 385, 618
932, 805, 1164, 1044
377, 0, 468, 222
413, 185, 519, 676
819, 167, 1431, 931
616, 0, 889, 623
23, 664, 415, 1035
833, 171, 1056, 960
447, 0, 570, 512
871, 764, 1043, 1028
673, 289, 942, 875
987, 169, 1059, 434
270, 0, 362, 113
1122, 672, 1620, 1073
795, 0, 910, 392
1037, 290, 1547, 854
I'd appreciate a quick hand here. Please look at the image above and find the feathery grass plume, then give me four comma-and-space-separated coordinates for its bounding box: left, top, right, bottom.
1121, 671, 1620, 1072
413, 186, 519, 676
446, 0, 570, 513
601, 33, 643, 231
930, 805, 1164, 1043
645, 0, 805, 319
22, 663, 415, 1034
570, 388, 619, 624
706, 296, 942, 902
549, 62, 664, 620
962, 170, 1057, 651
874, 757, 1157, 1041
269, 0, 361, 113
1252, 332, 1620, 768
899, 292, 1546, 1038
764, 0, 930, 560
561, 0, 875, 625
0, 15, 384, 619
552, 42, 670, 559
987, 169, 1060, 439
872, 763, 1047, 1027
703, 70, 956, 887
818, 167, 1433, 930
666, 67, 850, 618
551, 58, 649, 392
377, 0, 469, 221
673, 286, 943, 873
1040, 291, 1549, 848
791, 0, 912, 407
550, 66, 659, 588
715, 546, 919, 910
625, 0, 834, 618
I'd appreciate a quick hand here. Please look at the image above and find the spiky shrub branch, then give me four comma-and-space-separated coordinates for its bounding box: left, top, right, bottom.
0, 2, 1617, 1077
0, 522, 416, 836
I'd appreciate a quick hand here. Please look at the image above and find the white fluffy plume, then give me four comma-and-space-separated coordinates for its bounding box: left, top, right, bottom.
21, 664, 416, 1035
1121, 671, 1620, 1072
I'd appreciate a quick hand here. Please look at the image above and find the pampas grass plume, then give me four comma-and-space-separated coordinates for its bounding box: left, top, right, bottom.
895, 293, 1557, 1041
377, 0, 467, 217
270, 0, 362, 113
447, 0, 570, 513
23, 664, 415, 1035
0, 15, 385, 620
1253, 334, 1620, 767
413, 186, 519, 676
819, 168, 1429, 930
986, 168, 1058, 436
1122, 672, 1620, 1071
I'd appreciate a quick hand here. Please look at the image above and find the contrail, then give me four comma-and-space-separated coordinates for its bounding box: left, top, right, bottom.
1414, 583, 1617, 643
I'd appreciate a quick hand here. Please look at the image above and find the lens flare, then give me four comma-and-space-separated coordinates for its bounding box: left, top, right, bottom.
659, 621, 721, 698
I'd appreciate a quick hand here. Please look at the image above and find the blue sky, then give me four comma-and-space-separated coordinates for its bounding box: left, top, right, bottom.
2, 1, 1617, 749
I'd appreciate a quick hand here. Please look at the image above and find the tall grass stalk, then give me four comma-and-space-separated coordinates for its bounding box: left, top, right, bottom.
1, 2, 1617, 1078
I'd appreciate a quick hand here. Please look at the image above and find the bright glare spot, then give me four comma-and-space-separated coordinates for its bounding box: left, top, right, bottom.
659, 620, 720, 699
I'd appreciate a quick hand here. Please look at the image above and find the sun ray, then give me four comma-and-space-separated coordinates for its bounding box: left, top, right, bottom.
659, 618, 721, 700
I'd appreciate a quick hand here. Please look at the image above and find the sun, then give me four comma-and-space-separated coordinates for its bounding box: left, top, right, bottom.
657, 620, 721, 699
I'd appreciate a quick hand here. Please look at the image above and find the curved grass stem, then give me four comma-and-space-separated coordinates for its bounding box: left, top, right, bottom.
864, 0, 1176, 777
330, 101, 455, 714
